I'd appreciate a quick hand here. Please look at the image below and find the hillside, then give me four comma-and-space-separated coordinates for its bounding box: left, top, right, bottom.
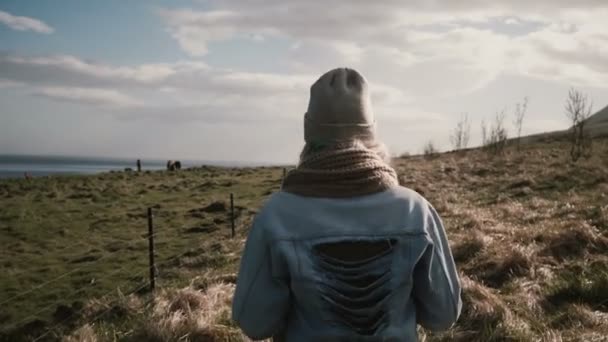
1, 138, 607, 341
587, 105, 608, 125
521, 104, 608, 144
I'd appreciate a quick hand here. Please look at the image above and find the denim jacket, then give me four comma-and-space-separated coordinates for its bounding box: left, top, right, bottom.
232, 187, 462, 341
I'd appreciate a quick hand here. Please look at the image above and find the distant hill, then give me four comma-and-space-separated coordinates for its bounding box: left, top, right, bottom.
587, 104, 608, 125
520, 104, 608, 144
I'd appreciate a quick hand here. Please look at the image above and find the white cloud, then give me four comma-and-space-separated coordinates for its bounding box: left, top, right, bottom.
0, 78, 24, 88
0, 10, 54, 34
33, 87, 143, 107
0, 53, 314, 92
0, 54, 200, 86
158, 1, 608, 90
504, 17, 520, 25
0, 52, 420, 127
3, 1, 608, 162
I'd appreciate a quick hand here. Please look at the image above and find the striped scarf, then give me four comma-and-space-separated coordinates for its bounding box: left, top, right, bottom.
281, 144, 400, 198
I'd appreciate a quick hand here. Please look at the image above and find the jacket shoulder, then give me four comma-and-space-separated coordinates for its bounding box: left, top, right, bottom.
387, 186, 430, 207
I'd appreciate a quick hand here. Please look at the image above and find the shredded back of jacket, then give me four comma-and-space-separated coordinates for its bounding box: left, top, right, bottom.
232, 187, 462, 342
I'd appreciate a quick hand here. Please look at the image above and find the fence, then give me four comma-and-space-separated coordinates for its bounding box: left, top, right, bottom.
0, 186, 254, 340
0, 166, 291, 339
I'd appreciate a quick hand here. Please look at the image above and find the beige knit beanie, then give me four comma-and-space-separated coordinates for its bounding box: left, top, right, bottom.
304, 68, 376, 144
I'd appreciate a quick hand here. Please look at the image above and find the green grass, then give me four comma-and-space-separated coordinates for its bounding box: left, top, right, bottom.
546, 262, 608, 311
0, 166, 284, 340
2, 138, 608, 341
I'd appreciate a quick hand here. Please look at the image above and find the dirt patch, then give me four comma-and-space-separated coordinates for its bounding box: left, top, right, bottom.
184, 226, 218, 234
201, 201, 227, 213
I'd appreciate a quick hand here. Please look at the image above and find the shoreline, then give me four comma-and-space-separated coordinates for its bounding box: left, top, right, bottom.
0, 155, 291, 180
0, 163, 293, 180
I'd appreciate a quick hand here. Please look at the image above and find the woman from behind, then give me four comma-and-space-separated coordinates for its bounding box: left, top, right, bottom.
232, 67, 462, 341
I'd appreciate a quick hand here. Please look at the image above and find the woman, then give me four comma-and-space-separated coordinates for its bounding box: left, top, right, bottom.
232, 68, 461, 341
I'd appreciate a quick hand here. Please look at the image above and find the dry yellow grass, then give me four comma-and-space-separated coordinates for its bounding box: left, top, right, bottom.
4, 138, 608, 341
133, 283, 239, 341
64, 283, 267, 342
398, 139, 608, 341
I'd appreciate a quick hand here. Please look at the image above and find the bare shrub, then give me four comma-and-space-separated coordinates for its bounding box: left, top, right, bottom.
486, 110, 508, 156
423, 141, 438, 158
450, 113, 471, 151
480, 118, 488, 147
513, 97, 529, 151
565, 88, 593, 161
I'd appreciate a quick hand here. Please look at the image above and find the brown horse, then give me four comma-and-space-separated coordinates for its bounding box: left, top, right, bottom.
166, 160, 182, 171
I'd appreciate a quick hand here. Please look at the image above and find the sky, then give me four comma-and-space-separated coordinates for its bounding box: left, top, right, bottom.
1, 0, 607, 164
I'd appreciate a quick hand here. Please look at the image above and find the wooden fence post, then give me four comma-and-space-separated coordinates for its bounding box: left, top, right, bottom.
230, 193, 235, 238
147, 207, 156, 291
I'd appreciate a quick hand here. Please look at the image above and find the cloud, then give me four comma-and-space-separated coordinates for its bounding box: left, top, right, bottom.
32, 87, 143, 107
0, 53, 314, 92
158, 1, 581, 50
0, 52, 312, 116
4, 0, 608, 154
0, 10, 54, 34
0, 54, 199, 87
158, 1, 608, 90
0, 51, 421, 127
0, 78, 23, 88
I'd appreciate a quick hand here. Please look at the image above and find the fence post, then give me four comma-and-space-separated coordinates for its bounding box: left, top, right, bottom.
147, 207, 156, 291
230, 193, 235, 238
283, 167, 287, 181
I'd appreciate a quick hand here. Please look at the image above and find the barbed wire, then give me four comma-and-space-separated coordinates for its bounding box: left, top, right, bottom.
0, 229, 164, 307
33, 278, 152, 341
1, 230, 161, 279
10, 248, 200, 340
0, 249, 159, 332
1, 199, 248, 339
34, 250, 198, 341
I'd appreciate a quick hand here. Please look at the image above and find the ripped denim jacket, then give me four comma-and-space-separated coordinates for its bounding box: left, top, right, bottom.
232, 188, 462, 342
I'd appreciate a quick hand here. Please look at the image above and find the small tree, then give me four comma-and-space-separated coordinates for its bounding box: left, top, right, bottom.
450, 113, 471, 151
513, 97, 528, 151
487, 109, 508, 156
565, 88, 593, 161
423, 141, 438, 158
480, 118, 488, 147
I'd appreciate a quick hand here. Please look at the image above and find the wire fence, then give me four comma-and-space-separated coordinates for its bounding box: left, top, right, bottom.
32, 249, 196, 341
0, 230, 162, 308
0, 168, 289, 340
0, 190, 257, 340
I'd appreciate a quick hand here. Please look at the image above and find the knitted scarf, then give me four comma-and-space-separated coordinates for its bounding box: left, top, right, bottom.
281, 144, 400, 198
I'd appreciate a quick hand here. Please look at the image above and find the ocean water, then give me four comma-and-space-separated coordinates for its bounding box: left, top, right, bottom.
0, 155, 255, 179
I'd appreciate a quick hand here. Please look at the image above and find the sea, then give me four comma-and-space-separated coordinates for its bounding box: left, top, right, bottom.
0, 155, 262, 179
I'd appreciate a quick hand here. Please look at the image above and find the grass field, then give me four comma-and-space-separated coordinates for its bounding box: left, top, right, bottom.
1, 138, 607, 341
0, 165, 284, 341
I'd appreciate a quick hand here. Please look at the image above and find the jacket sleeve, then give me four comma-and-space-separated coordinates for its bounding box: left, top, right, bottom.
231, 213, 291, 340
412, 200, 462, 331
